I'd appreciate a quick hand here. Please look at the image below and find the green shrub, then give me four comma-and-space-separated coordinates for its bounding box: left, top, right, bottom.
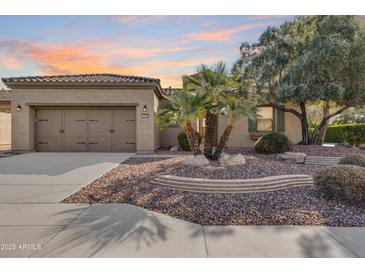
342, 125, 365, 146
324, 123, 365, 144
339, 154, 365, 168
314, 165, 365, 207
254, 132, 293, 154
177, 131, 201, 151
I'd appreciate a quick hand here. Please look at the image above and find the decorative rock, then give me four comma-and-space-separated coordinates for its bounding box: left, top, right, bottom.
277, 152, 307, 164
228, 153, 246, 165
183, 154, 209, 166
169, 146, 179, 152
218, 152, 231, 166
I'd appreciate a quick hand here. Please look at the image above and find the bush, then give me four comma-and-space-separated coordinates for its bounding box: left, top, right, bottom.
342, 125, 365, 146
254, 132, 293, 154
324, 123, 365, 144
314, 165, 365, 207
177, 131, 201, 151
339, 154, 365, 168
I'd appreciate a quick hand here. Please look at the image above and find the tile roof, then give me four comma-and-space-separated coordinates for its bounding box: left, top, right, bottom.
161, 87, 239, 96
2, 73, 160, 86
162, 87, 183, 96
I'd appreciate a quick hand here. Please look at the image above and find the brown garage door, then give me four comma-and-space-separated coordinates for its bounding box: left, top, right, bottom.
36, 108, 136, 152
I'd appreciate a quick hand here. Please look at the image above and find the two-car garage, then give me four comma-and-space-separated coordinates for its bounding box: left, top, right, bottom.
36, 107, 136, 152
2, 74, 165, 153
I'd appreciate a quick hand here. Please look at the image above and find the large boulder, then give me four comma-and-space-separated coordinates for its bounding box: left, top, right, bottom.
218, 152, 231, 166
169, 146, 179, 152
277, 152, 306, 164
183, 154, 209, 166
218, 153, 246, 166
228, 154, 246, 165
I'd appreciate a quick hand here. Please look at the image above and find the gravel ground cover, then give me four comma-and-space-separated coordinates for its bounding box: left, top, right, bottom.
293, 144, 365, 157
63, 155, 365, 226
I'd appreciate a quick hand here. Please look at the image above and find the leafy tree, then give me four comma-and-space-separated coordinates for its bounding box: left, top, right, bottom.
332, 107, 365, 124
234, 15, 365, 145
156, 90, 207, 155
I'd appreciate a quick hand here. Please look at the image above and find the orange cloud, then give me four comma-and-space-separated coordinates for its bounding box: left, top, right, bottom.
0, 38, 222, 88
1, 56, 22, 69
159, 75, 183, 88
184, 22, 268, 42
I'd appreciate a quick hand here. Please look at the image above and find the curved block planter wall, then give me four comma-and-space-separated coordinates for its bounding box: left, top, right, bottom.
304, 156, 340, 165
153, 174, 314, 194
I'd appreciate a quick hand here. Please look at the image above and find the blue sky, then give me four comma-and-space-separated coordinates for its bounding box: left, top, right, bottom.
0, 16, 293, 88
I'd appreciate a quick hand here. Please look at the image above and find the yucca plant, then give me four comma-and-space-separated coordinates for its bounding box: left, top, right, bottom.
157, 90, 207, 155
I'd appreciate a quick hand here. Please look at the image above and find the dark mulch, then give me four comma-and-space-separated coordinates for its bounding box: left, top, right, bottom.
63, 156, 365, 226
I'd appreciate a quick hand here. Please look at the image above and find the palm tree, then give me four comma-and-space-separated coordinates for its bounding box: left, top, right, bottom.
156, 90, 207, 155
183, 62, 228, 159
212, 94, 256, 160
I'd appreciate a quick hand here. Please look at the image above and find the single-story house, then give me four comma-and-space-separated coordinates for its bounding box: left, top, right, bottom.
1, 73, 301, 153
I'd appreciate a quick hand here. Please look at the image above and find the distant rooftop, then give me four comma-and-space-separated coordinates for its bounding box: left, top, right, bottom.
161, 87, 183, 96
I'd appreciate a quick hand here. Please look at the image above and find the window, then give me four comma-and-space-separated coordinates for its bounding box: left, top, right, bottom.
256, 106, 273, 131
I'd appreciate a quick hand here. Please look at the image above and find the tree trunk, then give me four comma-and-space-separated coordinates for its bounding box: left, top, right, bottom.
204, 111, 218, 159
314, 101, 331, 145
212, 125, 233, 160
185, 121, 201, 156
311, 105, 349, 145
299, 102, 310, 145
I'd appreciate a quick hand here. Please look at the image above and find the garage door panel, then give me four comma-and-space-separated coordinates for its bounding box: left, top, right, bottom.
88, 138, 112, 152
89, 110, 112, 138
64, 138, 87, 152
114, 109, 136, 138
113, 109, 136, 152
37, 109, 62, 138
113, 137, 136, 152
36, 137, 63, 152
64, 110, 87, 137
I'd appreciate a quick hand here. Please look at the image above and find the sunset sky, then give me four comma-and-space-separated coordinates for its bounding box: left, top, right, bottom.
0, 16, 293, 88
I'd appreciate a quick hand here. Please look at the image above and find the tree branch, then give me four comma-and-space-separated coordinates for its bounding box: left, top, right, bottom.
322, 106, 349, 122
268, 101, 302, 119
310, 105, 350, 144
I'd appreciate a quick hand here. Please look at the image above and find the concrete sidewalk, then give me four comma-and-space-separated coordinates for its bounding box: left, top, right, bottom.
0, 203, 364, 258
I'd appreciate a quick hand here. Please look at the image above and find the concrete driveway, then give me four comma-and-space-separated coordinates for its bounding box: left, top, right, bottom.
0, 153, 134, 203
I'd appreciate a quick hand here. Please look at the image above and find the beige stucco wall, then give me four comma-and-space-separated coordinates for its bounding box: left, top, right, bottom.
10, 88, 158, 153
158, 108, 302, 149
0, 103, 11, 145
284, 111, 302, 144
218, 106, 302, 148
219, 115, 255, 148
